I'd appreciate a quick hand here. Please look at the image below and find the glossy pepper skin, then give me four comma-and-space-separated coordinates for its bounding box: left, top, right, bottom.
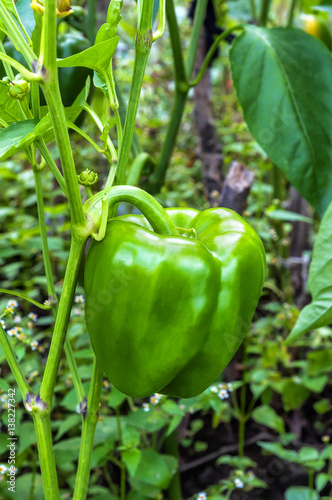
84, 208, 266, 399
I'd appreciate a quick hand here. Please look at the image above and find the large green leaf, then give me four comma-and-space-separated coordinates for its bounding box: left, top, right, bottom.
286, 199, 332, 343
57, 37, 119, 74
230, 25, 332, 217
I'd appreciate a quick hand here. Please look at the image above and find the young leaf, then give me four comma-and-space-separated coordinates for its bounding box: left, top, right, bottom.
252, 405, 285, 434
230, 25, 332, 217
286, 199, 332, 343
0, 119, 38, 160
57, 37, 119, 74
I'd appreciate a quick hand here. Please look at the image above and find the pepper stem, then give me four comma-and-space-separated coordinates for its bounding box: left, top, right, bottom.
84, 185, 179, 236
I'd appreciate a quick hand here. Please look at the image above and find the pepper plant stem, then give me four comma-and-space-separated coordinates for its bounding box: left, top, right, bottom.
73, 358, 103, 500
286, 0, 297, 26
185, 0, 208, 79
39, 232, 87, 406
259, 0, 270, 27
33, 159, 86, 411
42, 0, 85, 228
151, 0, 208, 192
114, 0, 154, 189
32, 413, 60, 500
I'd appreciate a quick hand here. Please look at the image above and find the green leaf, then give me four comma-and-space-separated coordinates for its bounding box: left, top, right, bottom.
122, 448, 142, 477
285, 487, 318, 500
316, 473, 331, 492
313, 398, 331, 414
108, 385, 126, 409
130, 449, 177, 489
57, 38, 119, 74
298, 447, 319, 462
301, 374, 328, 393
307, 349, 332, 376
258, 441, 298, 463
312, 1, 332, 15
266, 209, 312, 223
286, 200, 332, 343
281, 380, 309, 410
0, 119, 38, 160
16, 0, 35, 38
54, 414, 81, 441
320, 444, 332, 460
252, 405, 285, 434
18, 422, 36, 453
230, 25, 332, 217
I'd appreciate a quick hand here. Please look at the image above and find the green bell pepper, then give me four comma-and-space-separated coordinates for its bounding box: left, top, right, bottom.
84, 207, 266, 399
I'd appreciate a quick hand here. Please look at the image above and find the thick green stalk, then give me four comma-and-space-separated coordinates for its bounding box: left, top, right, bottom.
259, 0, 270, 27
32, 413, 60, 500
73, 358, 103, 500
114, 0, 154, 188
39, 232, 87, 406
33, 156, 85, 412
115, 78, 142, 158
185, 0, 208, 79
286, 0, 297, 26
149, 89, 187, 193
42, 0, 85, 228
150, 0, 208, 192
164, 431, 182, 500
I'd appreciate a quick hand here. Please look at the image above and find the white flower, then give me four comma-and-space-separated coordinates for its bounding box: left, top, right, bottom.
0, 394, 7, 402
218, 389, 229, 400
227, 383, 233, 392
74, 295, 85, 304
142, 403, 150, 412
7, 329, 16, 337
196, 493, 207, 500
31, 340, 39, 350
0, 320, 6, 329
210, 385, 218, 393
234, 478, 244, 488
0, 464, 7, 474
7, 300, 18, 309
28, 312, 38, 321
149, 393, 162, 405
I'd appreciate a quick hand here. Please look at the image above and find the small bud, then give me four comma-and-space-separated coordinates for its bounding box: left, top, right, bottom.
31, 0, 73, 17
77, 169, 98, 187
4, 75, 30, 100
